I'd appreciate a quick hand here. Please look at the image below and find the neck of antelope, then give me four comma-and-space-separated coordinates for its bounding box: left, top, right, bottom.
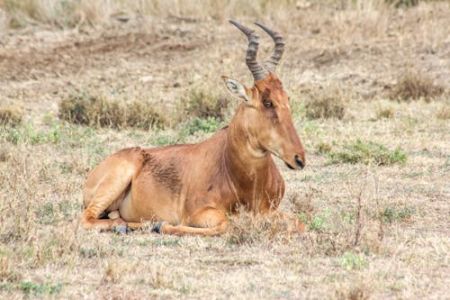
223, 105, 271, 210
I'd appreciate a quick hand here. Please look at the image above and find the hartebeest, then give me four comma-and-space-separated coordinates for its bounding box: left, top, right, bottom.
82, 20, 306, 236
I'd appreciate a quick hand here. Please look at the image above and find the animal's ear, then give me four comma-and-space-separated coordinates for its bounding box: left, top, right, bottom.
222, 76, 250, 102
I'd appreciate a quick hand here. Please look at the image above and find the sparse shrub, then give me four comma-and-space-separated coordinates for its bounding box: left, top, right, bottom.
181, 88, 229, 121
340, 251, 367, 270
59, 93, 166, 129
303, 86, 347, 120
328, 140, 407, 166
225, 209, 293, 245
148, 268, 176, 289
389, 72, 444, 102
0, 106, 23, 126
102, 262, 121, 284
436, 105, 450, 120
381, 206, 415, 223
336, 282, 371, 300
0, 257, 21, 283
316, 142, 333, 154
124, 101, 167, 129
0, 145, 11, 162
385, 0, 419, 8
289, 191, 315, 217
375, 106, 395, 119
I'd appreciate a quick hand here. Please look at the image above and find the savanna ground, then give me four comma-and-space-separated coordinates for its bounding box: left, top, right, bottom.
0, 0, 449, 299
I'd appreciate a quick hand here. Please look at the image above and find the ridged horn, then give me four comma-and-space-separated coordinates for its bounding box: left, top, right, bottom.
254, 22, 285, 72
229, 20, 268, 81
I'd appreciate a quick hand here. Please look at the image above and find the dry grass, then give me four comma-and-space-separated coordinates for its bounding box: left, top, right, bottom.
302, 85, 349, 120
0, 105, 23, 126
0, 0, 449, 298
0, 0, 301, 29
388, 72, 445, 102
375, 106, 395, 119
179, 87, 230, 121
436, 103, 450, 119
58, 93, 166, 129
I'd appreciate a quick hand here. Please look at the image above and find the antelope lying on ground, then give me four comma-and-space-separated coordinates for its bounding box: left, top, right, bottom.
82, 21, 306, 236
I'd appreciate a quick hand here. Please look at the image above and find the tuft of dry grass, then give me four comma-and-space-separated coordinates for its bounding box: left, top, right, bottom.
315, 141, 333, 154
0, 106, 23, 126
375, 106, 395, 119
302, 85, 348, 120
436, 104, 450, 120
58, 93, 166, 129
388, 72, 445, 102
179, 88, 230, 121
225, 209, 294, 246
335, 281, 371, 300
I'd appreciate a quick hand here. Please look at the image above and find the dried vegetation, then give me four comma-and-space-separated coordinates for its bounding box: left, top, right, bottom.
0, 0, 449, 298
0, 106, 23, 126
302, 85, 349, 120
388, 72, 445, 102
59, 93, 166, 129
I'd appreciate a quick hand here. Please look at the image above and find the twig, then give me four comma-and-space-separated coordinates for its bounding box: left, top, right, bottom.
353, 189, 363, 247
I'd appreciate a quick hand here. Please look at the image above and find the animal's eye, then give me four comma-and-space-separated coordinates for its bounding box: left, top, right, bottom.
263, 100, 273, 108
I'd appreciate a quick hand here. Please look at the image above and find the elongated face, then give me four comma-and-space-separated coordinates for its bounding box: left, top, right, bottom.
223, 74, 306, 170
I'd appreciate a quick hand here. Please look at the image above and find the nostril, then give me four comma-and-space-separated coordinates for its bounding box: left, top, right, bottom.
295, 155, 304, 169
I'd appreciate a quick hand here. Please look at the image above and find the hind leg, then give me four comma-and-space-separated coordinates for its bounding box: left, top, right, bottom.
82, 158, 136, 230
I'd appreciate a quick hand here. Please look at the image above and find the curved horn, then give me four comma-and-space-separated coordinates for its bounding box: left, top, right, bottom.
254, 22, 285, 72
229, 20, 268, 81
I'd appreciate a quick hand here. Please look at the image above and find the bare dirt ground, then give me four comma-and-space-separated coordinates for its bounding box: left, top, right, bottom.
0, 1, 449, 299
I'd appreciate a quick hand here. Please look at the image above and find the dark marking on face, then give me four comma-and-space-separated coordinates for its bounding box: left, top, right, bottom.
261, 89, 271, 102
207, 184, 213, 192
261, 89, 278, 121
142, 152, 181, 194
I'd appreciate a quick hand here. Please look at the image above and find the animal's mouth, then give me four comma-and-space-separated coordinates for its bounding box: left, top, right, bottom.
266, 147, 305, 170
282, 155, 305, 170
285, 162, 295, 170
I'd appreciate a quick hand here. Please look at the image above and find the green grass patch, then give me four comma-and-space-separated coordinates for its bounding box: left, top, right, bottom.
19, 281, 62, 296
2, 123, 62, 145
297, 210, 330, 232
328, 140, 407, 166
0, 122, 97, 146
381, 206, 415, 223
182, 117, 221, 135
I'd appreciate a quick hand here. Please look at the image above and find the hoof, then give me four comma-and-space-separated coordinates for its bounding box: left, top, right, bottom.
151, 221, 165, 234
112, 224, 129, 234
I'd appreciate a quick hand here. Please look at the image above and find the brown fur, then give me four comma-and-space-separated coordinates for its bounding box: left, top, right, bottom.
81, 73, 306, 236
